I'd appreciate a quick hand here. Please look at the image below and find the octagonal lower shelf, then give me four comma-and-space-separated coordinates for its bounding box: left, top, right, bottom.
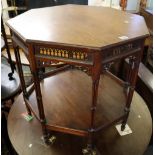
27, 69, 126, 136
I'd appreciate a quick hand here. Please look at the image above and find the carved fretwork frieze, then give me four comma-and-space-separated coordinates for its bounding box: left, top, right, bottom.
35, 46, 92, 62
102, 41, 141, 63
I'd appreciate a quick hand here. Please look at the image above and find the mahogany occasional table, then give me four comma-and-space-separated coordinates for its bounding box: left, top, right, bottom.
7, 5, 149, 154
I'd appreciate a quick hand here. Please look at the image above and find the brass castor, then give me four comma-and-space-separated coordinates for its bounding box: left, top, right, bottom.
121, 124, 126, 131
43, 134, 56, 145
48, 136, 56, 144
82, 148, 97, 155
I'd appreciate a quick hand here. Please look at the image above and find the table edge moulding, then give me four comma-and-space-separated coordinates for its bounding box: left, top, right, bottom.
6, 4, 149, 155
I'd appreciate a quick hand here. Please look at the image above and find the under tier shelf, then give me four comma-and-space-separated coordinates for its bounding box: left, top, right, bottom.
28, 69, 126, 135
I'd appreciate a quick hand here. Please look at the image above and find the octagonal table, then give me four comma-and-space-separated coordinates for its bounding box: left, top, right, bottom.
6, 4, 149, 154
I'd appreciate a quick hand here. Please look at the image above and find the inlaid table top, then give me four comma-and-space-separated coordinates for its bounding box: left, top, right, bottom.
7, 5, 149, 50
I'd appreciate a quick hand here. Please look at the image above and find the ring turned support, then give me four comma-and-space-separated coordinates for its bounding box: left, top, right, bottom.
121, 41, 145, 131
13, 44, 31, 115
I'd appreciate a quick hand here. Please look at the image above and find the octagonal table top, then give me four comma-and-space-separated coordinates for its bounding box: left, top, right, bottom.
7, 5, 149, 50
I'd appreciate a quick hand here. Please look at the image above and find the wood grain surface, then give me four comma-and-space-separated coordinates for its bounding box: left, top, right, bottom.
7, 5, 149, 49
27, 70, 125, 131
8, 88, 152, 155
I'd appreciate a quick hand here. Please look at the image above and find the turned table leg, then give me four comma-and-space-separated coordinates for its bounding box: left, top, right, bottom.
13, 45, 31, 115
121, 49, 143, 131
84, 78, 100, 154
28, 44, 54, 144
83, 53, 101, 155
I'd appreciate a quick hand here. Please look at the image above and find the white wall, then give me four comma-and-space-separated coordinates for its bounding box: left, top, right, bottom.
88, 0, 121, 9
147, 0, 153, 9
126, 0, 140, 12
88, 0, 141, 12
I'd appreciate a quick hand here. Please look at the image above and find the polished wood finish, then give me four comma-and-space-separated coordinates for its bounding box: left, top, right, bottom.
8, 91, 152, 155
27, 70, 126, 132
7, 5, 148, 49
1, 64, 20, 101
122, 60, 153, 117
13, 45, 32, 115
7, 5, 149, 153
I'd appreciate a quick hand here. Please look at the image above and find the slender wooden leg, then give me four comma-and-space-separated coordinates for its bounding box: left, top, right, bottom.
28, 45, 56, 145
123, 57, 132, 93
83, 79, 100, 155
37, 61, 45, 80
83, 53, 101, 155
14, 45, 31, 115
121, 54, 141, 131
31, 69, 48, 140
